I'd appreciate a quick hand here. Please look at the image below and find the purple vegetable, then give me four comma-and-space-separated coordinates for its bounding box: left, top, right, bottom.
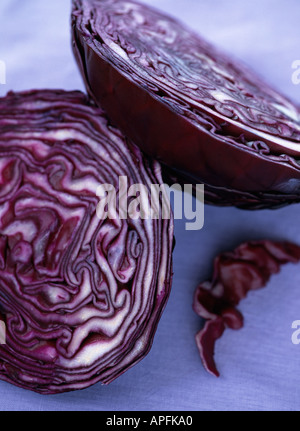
0, 89, 174, 394
193, 240, 300, 377
72, 0, 300, 209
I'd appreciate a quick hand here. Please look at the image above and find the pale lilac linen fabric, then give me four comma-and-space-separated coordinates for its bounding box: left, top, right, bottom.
0, 0, 300, 411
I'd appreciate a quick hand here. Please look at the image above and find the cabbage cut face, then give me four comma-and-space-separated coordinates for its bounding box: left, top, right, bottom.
0, 89, 174, 394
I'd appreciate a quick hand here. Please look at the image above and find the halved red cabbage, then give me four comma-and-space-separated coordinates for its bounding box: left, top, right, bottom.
72, 0, 300, 209
0, 89, 174, 394
193, 240, 300, 377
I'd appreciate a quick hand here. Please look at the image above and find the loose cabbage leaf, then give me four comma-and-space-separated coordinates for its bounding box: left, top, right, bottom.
193, 240, 300, 376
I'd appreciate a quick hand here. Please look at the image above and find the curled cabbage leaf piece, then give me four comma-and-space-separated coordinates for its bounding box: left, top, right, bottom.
0, 89, 174, 394
72, 0, 300, 209
193, 240, 300, 377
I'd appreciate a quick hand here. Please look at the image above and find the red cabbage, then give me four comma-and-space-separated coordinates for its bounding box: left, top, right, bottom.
72, 0, 300, 209
193, 240, 300, 377
0, 89, 174, 394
